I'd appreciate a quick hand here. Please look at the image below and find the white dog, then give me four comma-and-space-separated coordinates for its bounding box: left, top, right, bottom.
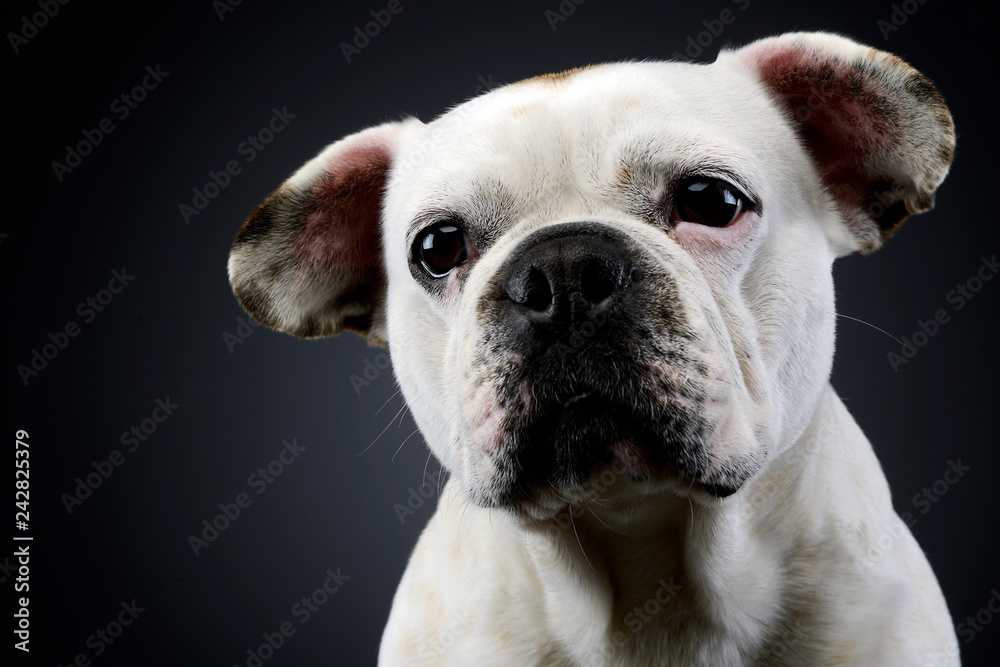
229, 32, 958, 666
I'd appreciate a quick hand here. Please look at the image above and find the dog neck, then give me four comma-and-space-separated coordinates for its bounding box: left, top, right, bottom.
505, 483, 779, 659
464, 384, 884, 662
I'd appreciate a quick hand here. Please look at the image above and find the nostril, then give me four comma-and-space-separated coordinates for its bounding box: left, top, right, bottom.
505, 266, 554, 312
579, 261, 616, 305
522, 268, 553, 312
578, 259, 640, 306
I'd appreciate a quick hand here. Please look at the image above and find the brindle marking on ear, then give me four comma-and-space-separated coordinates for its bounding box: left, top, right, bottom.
740, 35, 954, 251
229, 154, 392, 342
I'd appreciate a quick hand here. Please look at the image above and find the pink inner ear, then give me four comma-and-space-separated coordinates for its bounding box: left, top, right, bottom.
295, 141, 392, 284
324, 130, 396, 178
746, 45, 900, 193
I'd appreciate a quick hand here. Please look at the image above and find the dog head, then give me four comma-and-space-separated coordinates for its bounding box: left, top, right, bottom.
229, 32, 953, 520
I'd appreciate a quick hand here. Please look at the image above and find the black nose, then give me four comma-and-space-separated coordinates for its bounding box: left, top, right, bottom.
500, 225, 641, 326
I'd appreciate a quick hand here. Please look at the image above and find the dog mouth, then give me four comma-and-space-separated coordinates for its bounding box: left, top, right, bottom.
496, 386, 724, 509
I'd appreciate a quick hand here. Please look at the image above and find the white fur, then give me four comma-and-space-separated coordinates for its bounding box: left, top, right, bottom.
375, 39, 956, 666
228, 32, 958, 666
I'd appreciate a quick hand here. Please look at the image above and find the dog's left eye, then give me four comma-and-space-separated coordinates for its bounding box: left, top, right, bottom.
671, 177, 753, 228
414, 221, 470, 278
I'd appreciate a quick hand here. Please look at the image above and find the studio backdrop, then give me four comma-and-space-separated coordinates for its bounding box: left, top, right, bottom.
8, 0, 998, 665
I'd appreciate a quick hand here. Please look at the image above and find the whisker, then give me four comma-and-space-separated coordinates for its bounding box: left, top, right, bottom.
356, 403, 408, 456
458, 497, 473, 533
437, 466, 448, 495
392, 427, 422, 461
686, 495, 695, 540
570, 510, 597, 572
422, 450, 434, 483
583, 498, 629, 536
375, 388, 403, 417
685, 476, 697, 540
835, 312, 913, 351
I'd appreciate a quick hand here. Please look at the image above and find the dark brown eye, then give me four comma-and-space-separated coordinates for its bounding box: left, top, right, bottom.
672, 177, 752, 228
414, 221, 469, 278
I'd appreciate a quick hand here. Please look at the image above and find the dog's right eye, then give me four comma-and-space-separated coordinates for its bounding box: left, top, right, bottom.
414, 221, 470, 278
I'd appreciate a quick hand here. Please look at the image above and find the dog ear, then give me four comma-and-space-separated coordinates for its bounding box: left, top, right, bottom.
228, 119, 420, 346
732, 32, 955, 252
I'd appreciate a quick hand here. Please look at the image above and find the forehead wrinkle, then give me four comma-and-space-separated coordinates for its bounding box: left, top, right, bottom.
405, 168, 528, 243
611, 125, 766, 193
402, 64, 769, 238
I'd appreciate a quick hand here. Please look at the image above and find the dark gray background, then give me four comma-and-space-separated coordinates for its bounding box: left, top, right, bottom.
7, 0, 998, 665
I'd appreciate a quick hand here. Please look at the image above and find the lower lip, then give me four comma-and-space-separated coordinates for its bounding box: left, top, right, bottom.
611, 438, 652, 476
